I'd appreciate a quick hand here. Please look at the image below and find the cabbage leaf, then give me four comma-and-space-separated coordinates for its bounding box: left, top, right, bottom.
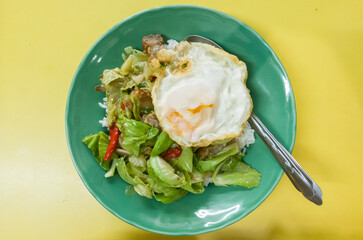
116, 115, 159, 157
82, 131, 117, 171
150, 131, 173, 156
197, 143, 239, 172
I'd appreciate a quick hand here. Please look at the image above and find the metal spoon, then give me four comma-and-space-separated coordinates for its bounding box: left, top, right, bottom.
185, 35, 323, 205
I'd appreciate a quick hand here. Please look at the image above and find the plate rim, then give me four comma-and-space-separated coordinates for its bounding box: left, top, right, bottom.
65, 4, 297, 236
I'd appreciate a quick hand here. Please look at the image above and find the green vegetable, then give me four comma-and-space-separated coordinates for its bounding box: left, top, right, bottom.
116, 115, 159, 157
104, 159, 117, 178
138, 81, 149, 89
130, 165, 149, 182
147, 156, 185, 187
153, 188, 188, 204
120, 47, 148, 76
212, 153, 261, 188
117, 47, 149, 91
148, 128, 159, 140
129, 94, 141, 120
176, 147, 193, 172
127, 155, 149, 182
106, 82, 124, 125
125, 46, 148, 61
121, 75, 144, 91
116, 156, 150, 188
143, 138, 157, 147
212, 170, 261, 188
140, 107, 154, 114
133, 62, 145, 75
197, 143, 239, 172
120, 55, 134, 75
115, 157, 134, 185
147, 165, 187, 204
134, 180, 152, 199
181, 171, 204, 194
82, 131, 118, 171
150, 131, 173, 156
118, 92, 133, 119
128, 155, 147, 170
221, 154, 245, 172
190, 169, 204, 183
101, 68, 122, 85
99, 68, 125, 125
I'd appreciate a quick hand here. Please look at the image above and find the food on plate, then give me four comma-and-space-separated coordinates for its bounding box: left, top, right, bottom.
82, 34, 260, 203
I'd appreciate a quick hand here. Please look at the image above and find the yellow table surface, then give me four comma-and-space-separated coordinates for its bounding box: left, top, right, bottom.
1, 0, 362, 239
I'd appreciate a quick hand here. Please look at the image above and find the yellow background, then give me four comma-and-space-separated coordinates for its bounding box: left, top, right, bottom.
1, 0, 362, 239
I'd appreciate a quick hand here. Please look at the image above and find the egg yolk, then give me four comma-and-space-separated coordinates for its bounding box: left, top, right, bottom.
187, 104, 214, 114
166, 104, 214, 137
166, 111, 191, 136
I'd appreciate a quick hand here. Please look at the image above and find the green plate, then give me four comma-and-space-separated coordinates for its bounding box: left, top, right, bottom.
66, 5, 296, 236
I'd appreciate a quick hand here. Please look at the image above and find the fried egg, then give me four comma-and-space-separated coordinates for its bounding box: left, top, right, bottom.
152, 41, 252, 147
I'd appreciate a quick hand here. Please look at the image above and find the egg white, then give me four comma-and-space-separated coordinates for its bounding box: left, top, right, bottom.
152, 41, 252, 147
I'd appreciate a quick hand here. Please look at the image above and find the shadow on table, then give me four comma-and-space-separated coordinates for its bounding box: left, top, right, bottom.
113, 223, 353, 240
114, 230, 198, 240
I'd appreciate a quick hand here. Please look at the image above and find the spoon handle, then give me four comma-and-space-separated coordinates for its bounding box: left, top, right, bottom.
248, 112, 323, 205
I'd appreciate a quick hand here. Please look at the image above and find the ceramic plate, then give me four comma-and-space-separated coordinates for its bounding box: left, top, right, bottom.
66, 5, 296, 235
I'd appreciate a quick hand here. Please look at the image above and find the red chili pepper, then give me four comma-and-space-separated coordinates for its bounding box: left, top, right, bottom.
120, 103, 125, 110
103, 125, 120, 161
162, 146, 182, 159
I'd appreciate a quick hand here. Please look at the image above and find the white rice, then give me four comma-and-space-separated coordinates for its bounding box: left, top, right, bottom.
98, 97, 108, 128
98, 102, 107, 109
99, 117, 108, 128
203, 176, 213, 186
203, 172, 213, 186
236, 122, 255, 151
165, 39, 179, 50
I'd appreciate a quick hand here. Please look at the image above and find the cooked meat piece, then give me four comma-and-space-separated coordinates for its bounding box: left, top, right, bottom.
142, 34, 164, 52
131, 88, 154, 109
142, 34, 165, 59
95, 84, 106, 92
197, 143, 227, 160
123, 98, 133, 110
143, 112, 160, 129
